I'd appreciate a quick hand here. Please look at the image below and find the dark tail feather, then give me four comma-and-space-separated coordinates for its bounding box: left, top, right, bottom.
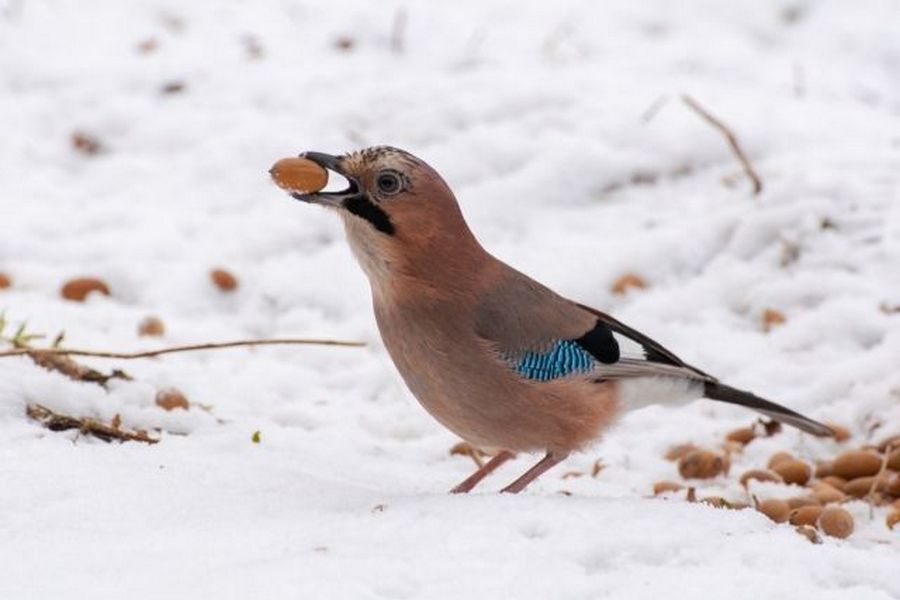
703, 382, 833, 437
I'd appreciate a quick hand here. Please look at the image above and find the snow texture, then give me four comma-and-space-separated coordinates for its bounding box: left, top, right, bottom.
1, 1, 899, 598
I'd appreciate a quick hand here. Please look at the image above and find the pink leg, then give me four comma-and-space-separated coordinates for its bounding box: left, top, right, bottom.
450, 450, 515, 494
500, 451, 568, 494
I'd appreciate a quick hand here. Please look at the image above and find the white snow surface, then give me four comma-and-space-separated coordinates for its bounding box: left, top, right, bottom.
2, 1, 900, 598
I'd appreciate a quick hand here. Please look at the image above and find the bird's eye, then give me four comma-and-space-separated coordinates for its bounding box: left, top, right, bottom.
376, 171, 402, 195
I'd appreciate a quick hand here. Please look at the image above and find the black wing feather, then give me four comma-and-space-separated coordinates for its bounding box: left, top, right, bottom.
574, 321, 620, 364
575, 302, 711, 377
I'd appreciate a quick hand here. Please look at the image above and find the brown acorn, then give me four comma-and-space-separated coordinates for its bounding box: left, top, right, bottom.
138, 316, 165, 337
757, 498, 791, 523
772, 459, 812, 485
787, 496, 821, 510
789, 505, 823, 526
210, 268, 238, 292
842, 475, 890, 498
814, 460, 834, 478
887, 448, 900, 472
887, 510, 900, 530
818, 507, 854, 539
767, 452, 794, 470
821, 475, 848, 490
0, 272, 10, 289
678, 449, 726, 479
269, 157, 329, 194
155, 388, 189, 411
726, 427, 756, 446
739, 469, 784, 488
885, 473, 900, 497
61, 277, 110, 301
653, 481, 684, 495
832, 450, 882, 479
877, 434, 900, 453
611, 273, 647, 295
825, 423, 851, 442
809, 482, 847, 504
762, 308, 787, 332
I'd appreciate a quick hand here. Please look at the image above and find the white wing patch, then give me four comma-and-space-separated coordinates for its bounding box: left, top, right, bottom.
618, 377, 704, 411
612, 331, 649, 361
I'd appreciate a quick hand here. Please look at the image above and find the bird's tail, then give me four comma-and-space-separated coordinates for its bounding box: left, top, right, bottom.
703, 381, 833, 437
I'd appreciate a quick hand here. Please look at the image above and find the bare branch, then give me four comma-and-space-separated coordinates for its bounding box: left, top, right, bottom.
681, 94, 763, 195
26, 404, 159, 444
0, 337, 365, 360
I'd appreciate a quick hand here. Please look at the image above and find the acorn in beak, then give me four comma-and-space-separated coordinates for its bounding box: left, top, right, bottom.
269, 152, 359, 207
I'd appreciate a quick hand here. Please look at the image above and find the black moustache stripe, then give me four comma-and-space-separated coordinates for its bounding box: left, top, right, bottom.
343, 194, 395, 235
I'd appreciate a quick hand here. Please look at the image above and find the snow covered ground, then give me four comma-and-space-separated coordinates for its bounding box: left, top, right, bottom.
2, 0, 899, 597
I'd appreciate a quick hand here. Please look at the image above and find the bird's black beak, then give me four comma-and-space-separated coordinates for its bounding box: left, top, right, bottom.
291, 151, 359, 207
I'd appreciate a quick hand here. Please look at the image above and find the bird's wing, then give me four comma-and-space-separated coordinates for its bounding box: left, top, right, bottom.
473, 268, 713, 383
472, 267, 831, 437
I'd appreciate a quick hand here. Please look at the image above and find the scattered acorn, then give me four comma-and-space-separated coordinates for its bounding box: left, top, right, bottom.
726, 426, 756, 446
767, 452, 794, 470
155, 388, 189, 411
653, 481, 684, 495
611, 273, 647, 295
138, 315, 165, 337
757, 498, 791, 523
210, 268, 238, 292
877, 435, 900, 453
136, 37, 158, 54
887, 510, 900, 530
762, 308, 786, 332
333, 35, 356, 52
814, 460, 834, 478
843, 475, 883, 498
0, 272, 10, 289
678, 449, 727, 479
789, 505, 823, 526
772, 458, 811, 486
818, 507, 854, 539
825, 423, 850, 442
821, 475, 848, 490
269, 157, 329, 194
653, 424, 900, 540
71, 131, 103, 155
787, 496, 821, 510
887, 448, 900, 471
739, 469, 783, 488
61, 277, 110, 301
832, 450, 882, 479
885, 473, 900, 496
809, 481, 846, 504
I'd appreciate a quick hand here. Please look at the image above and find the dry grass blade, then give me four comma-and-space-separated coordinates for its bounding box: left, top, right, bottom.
681, 94, 763, 195
868, 441, 896, 518
0, 337, 365, 360
26, 404, 159, 444
25, 349, 131, 386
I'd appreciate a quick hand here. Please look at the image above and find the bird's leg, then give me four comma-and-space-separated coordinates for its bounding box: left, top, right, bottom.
500, 451, 568, 494
450, 450, 515, 494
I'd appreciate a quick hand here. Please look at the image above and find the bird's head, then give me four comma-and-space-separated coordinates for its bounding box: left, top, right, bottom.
290, 146, 483, 289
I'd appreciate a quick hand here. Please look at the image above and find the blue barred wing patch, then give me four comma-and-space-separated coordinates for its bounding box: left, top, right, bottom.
509, 340, 595, 381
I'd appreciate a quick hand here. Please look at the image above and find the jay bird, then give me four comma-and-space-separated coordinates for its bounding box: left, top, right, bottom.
279, 146, 831, 494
